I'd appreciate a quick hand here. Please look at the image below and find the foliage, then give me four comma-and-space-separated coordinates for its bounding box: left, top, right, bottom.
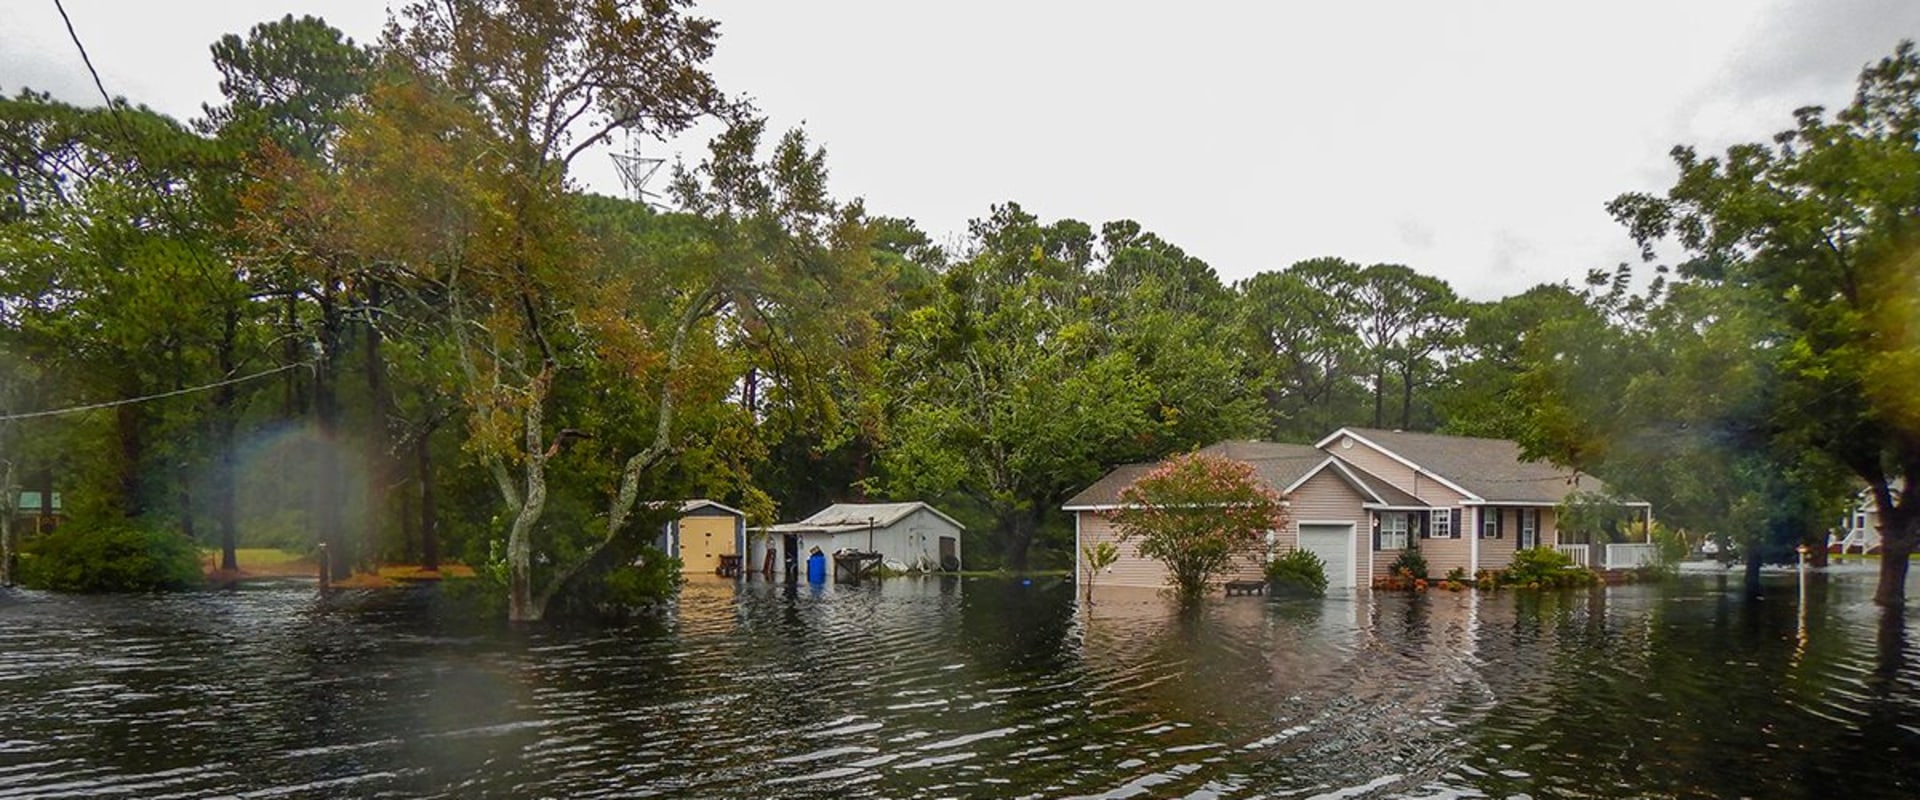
1265, 548, 1328, 597
600, 548, 684, 608
1489, 547, 1597, 590
1387, 542, 1429, 581
18, 519, 203, 593
1080, 539, 1119, 604
881, 204, 1252, 570
1605, 40, 1920, 605
1107, 452, 1287, 602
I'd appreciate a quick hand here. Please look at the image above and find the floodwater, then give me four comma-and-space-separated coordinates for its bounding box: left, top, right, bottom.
1, 567, 1917, 799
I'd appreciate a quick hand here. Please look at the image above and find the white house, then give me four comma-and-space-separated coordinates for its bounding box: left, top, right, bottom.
1833, 480, 1903, 554
750, 502, 964, 577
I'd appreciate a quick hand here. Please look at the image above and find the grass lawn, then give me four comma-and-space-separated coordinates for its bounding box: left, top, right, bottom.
202, 548, 476, 583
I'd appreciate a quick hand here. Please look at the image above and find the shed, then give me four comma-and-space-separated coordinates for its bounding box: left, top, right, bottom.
653, 499, 747, 575
758, 502, 964, 576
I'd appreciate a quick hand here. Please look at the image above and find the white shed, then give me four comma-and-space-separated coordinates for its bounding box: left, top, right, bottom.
756, 502, 964, 577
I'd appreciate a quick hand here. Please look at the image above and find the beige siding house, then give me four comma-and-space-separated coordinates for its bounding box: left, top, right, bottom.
1067, 427, 1646, 593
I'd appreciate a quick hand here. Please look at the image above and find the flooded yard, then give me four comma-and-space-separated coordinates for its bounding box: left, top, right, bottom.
1, 568, 1917, 798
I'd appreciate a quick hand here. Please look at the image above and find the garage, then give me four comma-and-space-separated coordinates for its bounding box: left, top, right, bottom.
1298, 523, 1354, 591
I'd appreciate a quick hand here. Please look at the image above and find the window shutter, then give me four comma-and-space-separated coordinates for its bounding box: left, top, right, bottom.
1478, 507, 1490, 539
1496, 508, 1505, 539
1371, 514, 1382, 551
1417, 511, 1431, 539
1450, 507, 1462, 539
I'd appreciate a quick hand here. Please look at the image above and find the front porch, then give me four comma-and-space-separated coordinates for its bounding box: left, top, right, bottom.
1553, 542, 1659, 570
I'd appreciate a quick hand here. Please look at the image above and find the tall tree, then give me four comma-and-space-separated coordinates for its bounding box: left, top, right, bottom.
1237, 258, 1365, 440
1608, 41, 1920, 605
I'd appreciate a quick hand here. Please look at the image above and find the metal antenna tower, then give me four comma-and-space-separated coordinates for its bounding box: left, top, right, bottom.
610, 125, 667, 207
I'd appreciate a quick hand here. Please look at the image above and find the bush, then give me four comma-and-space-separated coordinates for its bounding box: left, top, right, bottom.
1388, 544, 1429, 581
1265, 548, 1328, 597
19, 520, 203, 593
1493, 547, 1596, 589
601, 547, 684, 606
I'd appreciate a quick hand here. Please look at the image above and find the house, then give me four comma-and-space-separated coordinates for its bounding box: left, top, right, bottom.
1067, 427, 1653, 593
654, 500, 747, 575
11, 491, 63, 535
1832, 480, 1902, 554
752, 502, 964, 578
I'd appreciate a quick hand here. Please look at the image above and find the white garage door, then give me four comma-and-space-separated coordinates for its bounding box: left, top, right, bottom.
1298, 524, 1353, 591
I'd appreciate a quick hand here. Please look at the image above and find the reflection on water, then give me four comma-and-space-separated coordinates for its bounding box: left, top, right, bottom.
1, 568, 1917, 798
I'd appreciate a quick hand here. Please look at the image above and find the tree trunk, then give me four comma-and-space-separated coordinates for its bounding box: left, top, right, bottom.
363, 283, 396, 564
215, 307, 240, 573
1, 456, 15, 587
1371, 365, 1385, 429
313, 287, 348, 582
1744, 542, 1764, 600
507, 367, 554, 623
1874, 517, 1915, 607
1399, 360, 1415, 430
1001, 506, 1038, 572
418, 430, 438, 572
114, 398, 146, 518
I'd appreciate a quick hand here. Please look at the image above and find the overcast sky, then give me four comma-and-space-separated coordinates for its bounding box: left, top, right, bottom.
4, 0, 1918, 300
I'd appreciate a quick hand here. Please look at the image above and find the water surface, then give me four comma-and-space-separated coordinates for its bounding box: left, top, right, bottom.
1, 567, 1916, 798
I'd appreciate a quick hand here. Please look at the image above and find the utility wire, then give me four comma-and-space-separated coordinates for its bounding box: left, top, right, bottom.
0, 362, 314, 421
52, 0, 122, 126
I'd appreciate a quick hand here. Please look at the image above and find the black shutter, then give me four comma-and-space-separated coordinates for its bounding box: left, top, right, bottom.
1496, 508, 1505, 539
1418, 511, 1431, 539
1450, 507, 1462, 539
1477, 507, 1489, 539
1371, 514, 1382, 551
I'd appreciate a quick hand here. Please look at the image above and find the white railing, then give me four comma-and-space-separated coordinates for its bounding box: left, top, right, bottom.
1604, 543, 1659, 570
1555, 543, 1591, 567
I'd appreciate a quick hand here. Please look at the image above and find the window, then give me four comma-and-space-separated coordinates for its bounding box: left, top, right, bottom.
1431, 508, 1452, 539
1481, 508, 1500, 539
1853, 511, 1868, 531
1379, 513, 1409, 550
1520, 508, 1539, 549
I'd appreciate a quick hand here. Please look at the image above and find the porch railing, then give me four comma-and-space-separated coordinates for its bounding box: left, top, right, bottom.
1604, 543, 1659, 570
1554, 543, 1591, 567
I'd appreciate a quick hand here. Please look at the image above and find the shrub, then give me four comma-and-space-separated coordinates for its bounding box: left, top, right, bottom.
1388, 544, 1429, 581
1109, 452, 1288, 602
1265, 548, 1328, 597
1496, 547, 1596, 589
18, 520, 203, 593
601, 548, 684, 607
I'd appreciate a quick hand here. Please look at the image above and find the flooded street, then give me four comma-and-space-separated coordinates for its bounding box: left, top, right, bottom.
2, 569, 1918, 798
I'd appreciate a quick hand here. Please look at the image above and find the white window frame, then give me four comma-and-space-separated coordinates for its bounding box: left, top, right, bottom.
1853, 511, 1868, 531
1431, 508, 1452, 539
1520, 508, 1539, 549
1481, 508, 1499, 539
1380, 513, 1409, 550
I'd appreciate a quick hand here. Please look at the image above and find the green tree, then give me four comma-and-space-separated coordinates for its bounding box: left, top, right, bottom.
1108, 451, 1288, 602
881, 204, 1156, 569
1608, 41, 1920, 605
1237, 258, 1366, 440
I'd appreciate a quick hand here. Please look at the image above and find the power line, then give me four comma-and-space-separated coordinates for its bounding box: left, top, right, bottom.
0, 362, 314, 422
52, 0, 120, 120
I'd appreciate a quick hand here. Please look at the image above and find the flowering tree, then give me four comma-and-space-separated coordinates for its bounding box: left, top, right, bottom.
1109, 452, 1288, 601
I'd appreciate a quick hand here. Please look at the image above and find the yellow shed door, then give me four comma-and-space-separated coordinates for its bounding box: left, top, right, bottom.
679, 517, 737, 573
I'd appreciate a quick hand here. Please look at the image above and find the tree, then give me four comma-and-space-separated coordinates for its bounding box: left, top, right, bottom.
881, 204, 1151, 569
288, 0, 734, 622
1608, 41, 1920, 605
1107, 451, 1287, 602
1237, 258, 1366, 440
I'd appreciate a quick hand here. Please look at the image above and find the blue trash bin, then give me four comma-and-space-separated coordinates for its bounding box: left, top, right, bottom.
807, 551, 827, 584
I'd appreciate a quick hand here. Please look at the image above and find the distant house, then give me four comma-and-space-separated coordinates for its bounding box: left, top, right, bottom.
654, 500, 747, 575
11, 491, 63, 535
753, 502, 964, 577
1832, 481, 1902, 554
1066, 427, 1652, 593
